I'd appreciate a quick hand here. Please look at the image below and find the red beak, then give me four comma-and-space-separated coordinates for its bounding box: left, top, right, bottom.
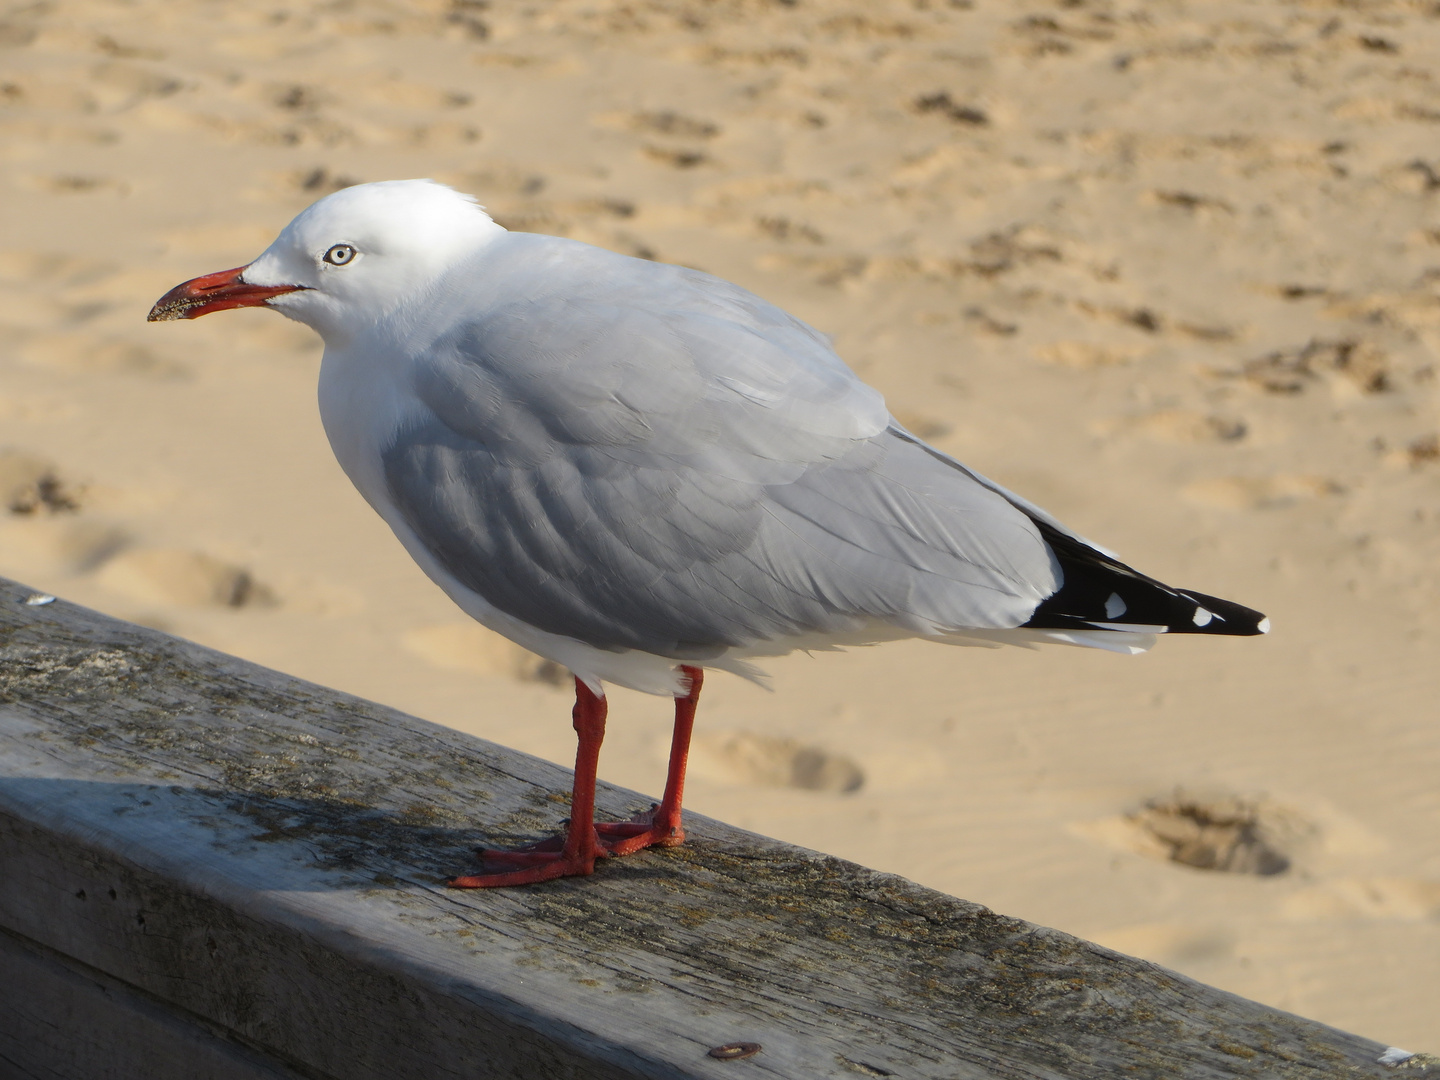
147, 265, 306, 322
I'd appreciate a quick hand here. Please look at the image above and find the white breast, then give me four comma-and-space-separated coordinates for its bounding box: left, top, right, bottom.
317, 340, 426, 517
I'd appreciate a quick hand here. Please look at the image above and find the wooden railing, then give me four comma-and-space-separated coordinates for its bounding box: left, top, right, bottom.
0, 577, 1422, 1079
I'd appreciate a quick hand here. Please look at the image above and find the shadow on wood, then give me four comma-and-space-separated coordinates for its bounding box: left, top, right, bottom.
0, 577, 1423, 1079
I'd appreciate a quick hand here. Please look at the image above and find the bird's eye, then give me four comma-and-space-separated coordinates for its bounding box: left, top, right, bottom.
323, 244, 357, 266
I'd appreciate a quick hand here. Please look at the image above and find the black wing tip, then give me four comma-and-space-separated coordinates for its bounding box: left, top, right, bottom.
1023, 584, 1269, 637
1019, 517, 1269, 638
1174, 590, 1270, 637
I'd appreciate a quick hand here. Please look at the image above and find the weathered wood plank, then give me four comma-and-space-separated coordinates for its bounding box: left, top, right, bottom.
0, 577, 1414, 1079
0, 926, 295, 1080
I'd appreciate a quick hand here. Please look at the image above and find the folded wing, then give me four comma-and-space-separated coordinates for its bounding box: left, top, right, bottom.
382, 241, 1063, 659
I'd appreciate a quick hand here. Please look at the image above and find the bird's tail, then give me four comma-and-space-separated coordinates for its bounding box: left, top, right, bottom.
1021, 519, 1269, 638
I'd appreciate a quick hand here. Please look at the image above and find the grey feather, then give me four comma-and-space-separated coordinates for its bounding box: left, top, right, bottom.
382, 233, 1060, 659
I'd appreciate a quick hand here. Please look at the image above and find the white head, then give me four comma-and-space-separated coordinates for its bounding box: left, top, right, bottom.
147, 180, 505, 343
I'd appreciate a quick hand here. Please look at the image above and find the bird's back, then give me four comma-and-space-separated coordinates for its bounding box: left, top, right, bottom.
374, 235, 1066, 656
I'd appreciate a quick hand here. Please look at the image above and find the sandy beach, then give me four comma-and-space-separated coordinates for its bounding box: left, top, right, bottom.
1, 0, 1437, 1048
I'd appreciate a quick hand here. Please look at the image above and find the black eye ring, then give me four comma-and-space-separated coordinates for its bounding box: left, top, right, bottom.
323, 244, 357, 266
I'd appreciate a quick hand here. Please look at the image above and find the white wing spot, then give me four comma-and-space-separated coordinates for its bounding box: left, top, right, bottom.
1192, 606, 1214, 627
1257, 616, 1271, 634
1379, 1048, 1416, 1066
1104, 592, 1127, 619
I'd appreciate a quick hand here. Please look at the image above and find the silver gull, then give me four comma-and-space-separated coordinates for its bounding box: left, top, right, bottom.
149, 179, 1268, 887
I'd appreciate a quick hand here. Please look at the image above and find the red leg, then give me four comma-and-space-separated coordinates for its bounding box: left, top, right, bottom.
594, 665, 702, 856
447, 677, 608, 888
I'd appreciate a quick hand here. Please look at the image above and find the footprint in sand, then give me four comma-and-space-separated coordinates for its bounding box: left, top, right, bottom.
1381, 433, 1440, 469
0, 450, 127, 574
401, 622, 567, 686
294, 167, 361, 195
641, 145, 710, 170
1077, 789, 1317, 876
685, 729, 864, 794
0, 449, 82, 515
622, 110, 721, 140
1127, 792, 1303, 875
1145, 189, 1236, 217
96, 548, 275, 609
912, 91, 990, 127
754, 215, 825, 244
1232, 338, 1391, 396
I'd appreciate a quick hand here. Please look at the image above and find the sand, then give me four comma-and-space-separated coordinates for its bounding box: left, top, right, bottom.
1, 0, 1437, 1050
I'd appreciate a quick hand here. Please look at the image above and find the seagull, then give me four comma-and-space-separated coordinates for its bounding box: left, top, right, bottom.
150, 179, 1268, 888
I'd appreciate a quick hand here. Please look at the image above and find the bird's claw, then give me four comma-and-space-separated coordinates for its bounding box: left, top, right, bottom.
450, 806, 683, 886
594, 804, 685, 856
447, 849, 597, 888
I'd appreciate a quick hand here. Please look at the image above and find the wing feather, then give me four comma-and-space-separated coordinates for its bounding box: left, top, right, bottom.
383, 234, 1060, 658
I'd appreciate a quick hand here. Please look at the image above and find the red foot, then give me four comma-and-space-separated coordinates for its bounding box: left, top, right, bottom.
594, 804, 685, 856
446, 667, 703, 890
448, 806, 680, 888
447, 848, 597, 889
449, 825, 603, 887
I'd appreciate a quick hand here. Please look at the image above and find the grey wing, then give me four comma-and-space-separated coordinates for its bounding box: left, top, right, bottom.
754, 429, 1061, 639
383, 255, 1059, 658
